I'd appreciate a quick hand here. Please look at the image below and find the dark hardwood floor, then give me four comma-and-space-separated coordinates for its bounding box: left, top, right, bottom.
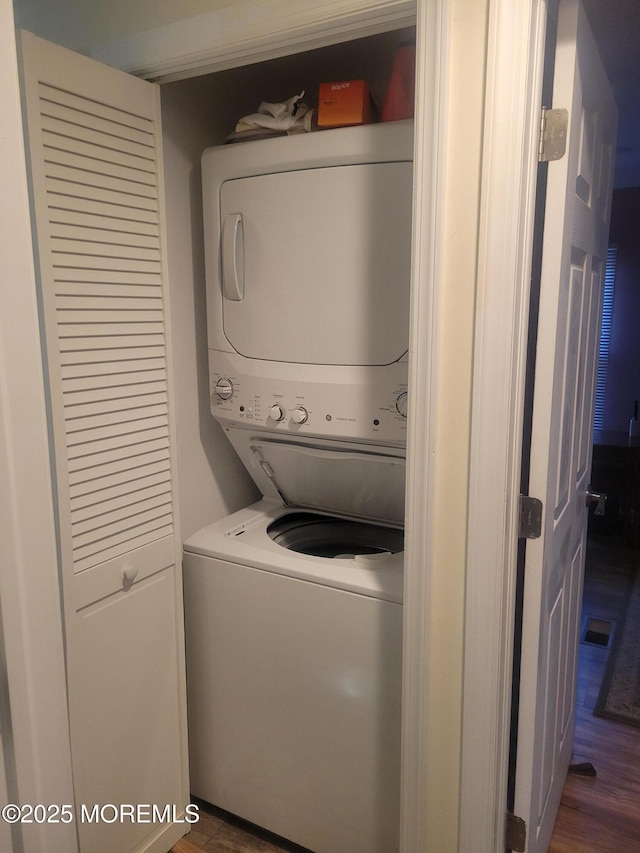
171, 799, 308, 853
549, 536, 640, 852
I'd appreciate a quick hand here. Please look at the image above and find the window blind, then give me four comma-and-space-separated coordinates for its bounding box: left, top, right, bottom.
593, 246, 617, 431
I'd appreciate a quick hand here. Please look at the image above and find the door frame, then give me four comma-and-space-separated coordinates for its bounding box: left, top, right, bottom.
460, 0, 550, 850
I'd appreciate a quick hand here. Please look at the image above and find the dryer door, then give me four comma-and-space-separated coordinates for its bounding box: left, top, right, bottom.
219, 161, 413, 366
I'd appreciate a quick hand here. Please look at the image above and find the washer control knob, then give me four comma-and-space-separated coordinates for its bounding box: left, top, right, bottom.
215, 378, 234, 400
396, 392, 408, 419
270, 404, 285, 422
291, 407, 308, 425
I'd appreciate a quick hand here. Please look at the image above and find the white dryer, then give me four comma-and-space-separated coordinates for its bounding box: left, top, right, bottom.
184, 121, 413, 852
202, 119, 414, 447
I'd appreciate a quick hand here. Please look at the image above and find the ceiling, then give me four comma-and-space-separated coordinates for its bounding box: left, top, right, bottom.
582, 0, 640, 188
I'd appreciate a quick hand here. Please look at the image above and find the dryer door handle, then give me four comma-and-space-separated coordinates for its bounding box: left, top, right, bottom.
222, 213, 245, 301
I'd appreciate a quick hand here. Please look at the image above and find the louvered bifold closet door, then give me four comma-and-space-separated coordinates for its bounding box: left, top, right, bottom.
19, 31, 188, 853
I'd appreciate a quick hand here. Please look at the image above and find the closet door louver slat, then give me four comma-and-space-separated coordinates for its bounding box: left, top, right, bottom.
44, 148, 157, 187
50, 213, 161, 238
66, 423, 169, 457
60, 346, 166, 366
60, 335, 166, 353
47, 194, 160, 225
38, 84, 155, 137
51, 224, 161, 251
45, 177, 160, 212
57, 286, 163, 301
62, 365, 166, 389
71, 481, 172, 521
70, 468, 172, 505
67, 443, 170, 481
41, 115, 157, 165
67, 384, 167, 406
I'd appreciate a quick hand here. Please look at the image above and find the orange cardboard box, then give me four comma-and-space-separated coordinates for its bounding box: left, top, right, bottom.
317, 80, 371, 127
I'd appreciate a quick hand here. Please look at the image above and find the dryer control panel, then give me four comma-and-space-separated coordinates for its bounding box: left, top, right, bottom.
209, 350, 408, 446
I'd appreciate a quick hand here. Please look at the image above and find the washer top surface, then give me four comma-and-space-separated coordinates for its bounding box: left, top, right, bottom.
183, 499, 404, 604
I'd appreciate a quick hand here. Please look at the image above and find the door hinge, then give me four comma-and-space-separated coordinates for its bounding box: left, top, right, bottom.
538, 107, 568, 162
505, 811, 527, 852
519, 495, 542, 539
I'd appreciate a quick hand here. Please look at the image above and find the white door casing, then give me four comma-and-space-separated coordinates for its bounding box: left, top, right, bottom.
460, 0, 548, 848
514, 2, 617, 850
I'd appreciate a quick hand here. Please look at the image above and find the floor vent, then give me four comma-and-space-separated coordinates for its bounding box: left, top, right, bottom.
580, 616, 615, 649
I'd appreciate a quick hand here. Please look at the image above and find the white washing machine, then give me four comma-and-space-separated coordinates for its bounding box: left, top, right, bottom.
184, 121, 413, 852
183, 431, 405, 852
183, 493, 403, 853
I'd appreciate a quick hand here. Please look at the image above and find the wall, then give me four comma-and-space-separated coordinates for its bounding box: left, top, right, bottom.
602, 187, 640, 432
160, 76, 259, 540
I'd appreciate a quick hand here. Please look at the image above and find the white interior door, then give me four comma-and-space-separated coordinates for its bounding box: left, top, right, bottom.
514, 1, 617, 850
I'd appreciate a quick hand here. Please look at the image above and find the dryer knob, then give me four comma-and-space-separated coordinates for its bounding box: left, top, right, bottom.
396, 391, 408, 418
270, 404, 285, 422
215, 378, 234, 400
291, 407, 308, 425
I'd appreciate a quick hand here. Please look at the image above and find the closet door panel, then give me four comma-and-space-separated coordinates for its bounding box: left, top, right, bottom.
70, 565, 183, 853
19, 30, 188, 853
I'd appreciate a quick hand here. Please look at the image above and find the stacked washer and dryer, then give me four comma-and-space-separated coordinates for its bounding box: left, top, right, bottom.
183, 119, 413, 853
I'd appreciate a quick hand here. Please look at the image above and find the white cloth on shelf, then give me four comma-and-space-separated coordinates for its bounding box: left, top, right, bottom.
235, 91, 313, 135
